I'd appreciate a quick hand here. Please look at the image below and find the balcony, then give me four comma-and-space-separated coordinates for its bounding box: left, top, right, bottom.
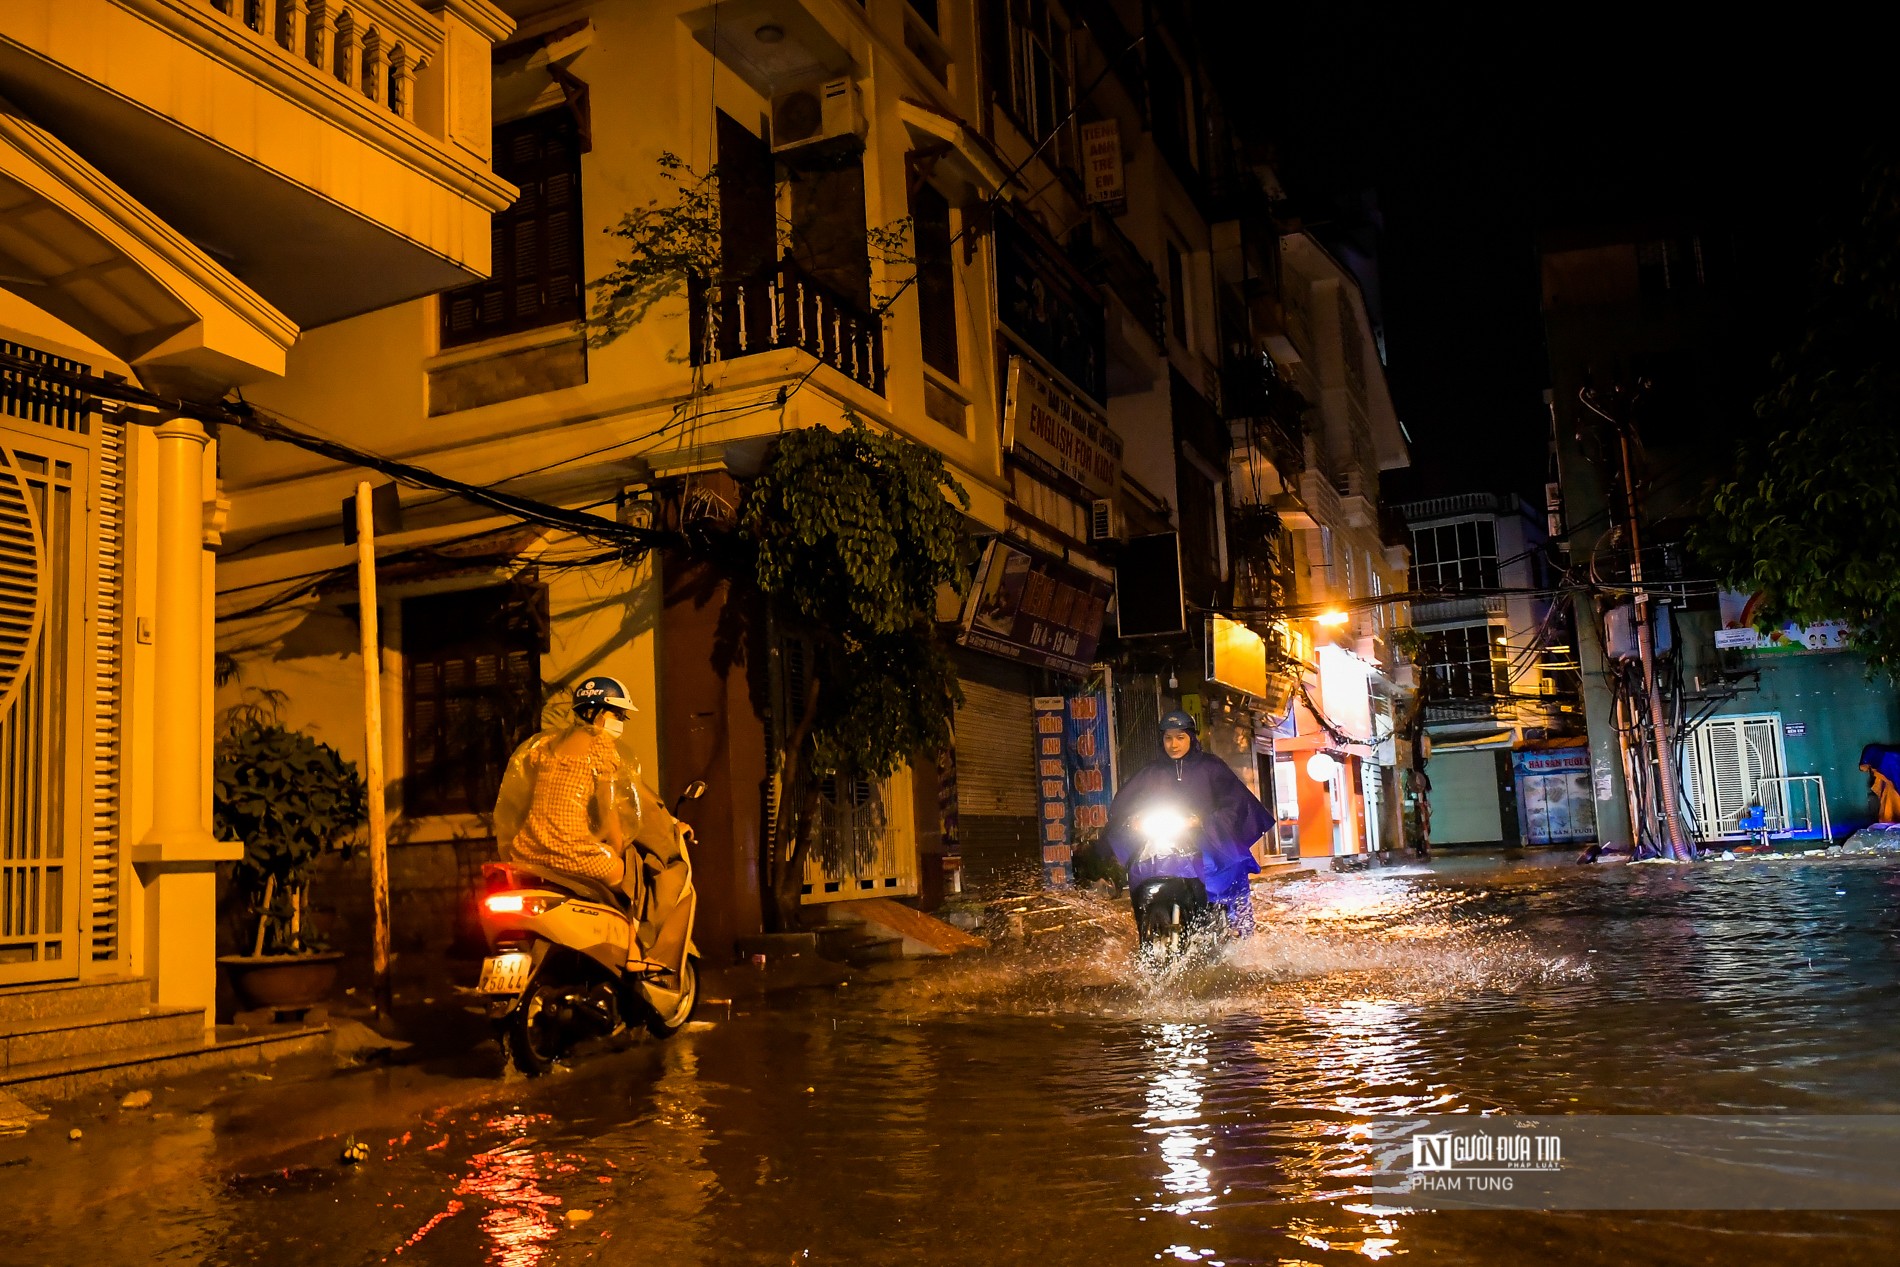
1425, 696, 1517, 726
1068, 210, 1165, 348
0, 0, 515, 328
689, 256, 886, 395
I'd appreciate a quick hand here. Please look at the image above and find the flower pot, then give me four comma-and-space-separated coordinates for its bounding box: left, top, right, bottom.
218, 952, 344, 1012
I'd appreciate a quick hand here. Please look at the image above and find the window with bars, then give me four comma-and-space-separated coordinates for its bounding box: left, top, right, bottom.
909, 177, 959, 379
1410, 517, 1499, 592
439, 111, 584, 348
1422, 623, 1508, 700
402, 587, 546, 816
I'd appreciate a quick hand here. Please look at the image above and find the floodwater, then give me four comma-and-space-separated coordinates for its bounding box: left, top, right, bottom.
20, 853, 1900, 1265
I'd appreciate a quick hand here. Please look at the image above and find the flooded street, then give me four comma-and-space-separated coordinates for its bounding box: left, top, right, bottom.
18, 854, 1900, 1266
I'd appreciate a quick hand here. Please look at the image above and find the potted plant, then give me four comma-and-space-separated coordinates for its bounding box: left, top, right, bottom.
214, 699, 368, 1014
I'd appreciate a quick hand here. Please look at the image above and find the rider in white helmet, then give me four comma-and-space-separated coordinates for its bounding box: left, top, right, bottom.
494, 676, 695, 992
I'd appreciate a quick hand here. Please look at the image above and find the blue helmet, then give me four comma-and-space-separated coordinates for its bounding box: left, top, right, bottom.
1159, 709, 1198, 736
572, 675, 636, 720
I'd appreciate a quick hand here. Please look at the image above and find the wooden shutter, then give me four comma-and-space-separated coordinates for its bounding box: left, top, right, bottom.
910, 178, 958, 378
440, 111, 584, 348
402, 588, 544, 816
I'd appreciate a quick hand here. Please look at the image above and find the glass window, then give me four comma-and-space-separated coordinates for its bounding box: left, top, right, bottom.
1412, 516, 1500, 594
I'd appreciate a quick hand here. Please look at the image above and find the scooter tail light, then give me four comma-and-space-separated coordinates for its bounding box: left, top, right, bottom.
485, 893, 526, 914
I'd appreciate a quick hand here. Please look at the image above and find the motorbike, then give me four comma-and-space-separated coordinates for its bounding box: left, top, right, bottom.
475, 780, 706, 1075
1127, 807, 1220, 959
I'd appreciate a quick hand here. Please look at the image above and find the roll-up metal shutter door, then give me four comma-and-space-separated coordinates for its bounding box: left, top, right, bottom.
953, 679, 1036, 817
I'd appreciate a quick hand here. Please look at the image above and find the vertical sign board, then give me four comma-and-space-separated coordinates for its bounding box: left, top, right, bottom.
1066, 690, 1114, 842
1080, 119, 1125, 209
1033, 697, 1072, 887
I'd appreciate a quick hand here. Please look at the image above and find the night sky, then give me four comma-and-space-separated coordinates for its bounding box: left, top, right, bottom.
1207, 5, 1888, 504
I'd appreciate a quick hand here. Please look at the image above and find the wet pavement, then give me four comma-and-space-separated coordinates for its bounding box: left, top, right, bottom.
13, 851, 1900, 1265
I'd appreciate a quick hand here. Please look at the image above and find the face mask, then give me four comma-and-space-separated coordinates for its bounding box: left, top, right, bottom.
601, 714, 625, 739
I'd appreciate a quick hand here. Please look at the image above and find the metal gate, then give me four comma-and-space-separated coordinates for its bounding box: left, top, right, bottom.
0, 423, 93, 983
1681, 714, 1785, 839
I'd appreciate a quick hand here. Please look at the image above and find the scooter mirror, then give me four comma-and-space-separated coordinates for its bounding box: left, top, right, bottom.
682, 780, 708, 801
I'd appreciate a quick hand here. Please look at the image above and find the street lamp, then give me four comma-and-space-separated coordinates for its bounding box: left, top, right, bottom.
1316, 609, 1351, 627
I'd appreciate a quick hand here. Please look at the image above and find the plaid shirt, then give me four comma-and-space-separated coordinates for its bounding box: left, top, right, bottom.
510, 730, 624, 883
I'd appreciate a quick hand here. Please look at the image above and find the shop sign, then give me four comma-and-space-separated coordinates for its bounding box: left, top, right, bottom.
1080, 119, 1125, 207
1715, 589, 1849, 652
1033, 696, 1072, 887
1513, 747, 1597, 845
958, 538, 1112, 676
1003, 356, 1123, 500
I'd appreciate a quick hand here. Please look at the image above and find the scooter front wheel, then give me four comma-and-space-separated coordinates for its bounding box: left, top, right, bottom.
507, 980, 570, 1075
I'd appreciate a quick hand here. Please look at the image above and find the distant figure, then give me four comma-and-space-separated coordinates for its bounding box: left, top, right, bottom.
1860, 744, 1900, 822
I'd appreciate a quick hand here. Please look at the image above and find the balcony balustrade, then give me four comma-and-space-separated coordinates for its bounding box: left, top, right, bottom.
201, 0, 439, 123
690, 256, 886, 395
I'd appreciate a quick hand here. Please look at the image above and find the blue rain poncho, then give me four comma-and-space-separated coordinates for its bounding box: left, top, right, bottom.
1101, 735, 1273, 897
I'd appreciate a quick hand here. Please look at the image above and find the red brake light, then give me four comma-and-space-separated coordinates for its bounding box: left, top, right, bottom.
485, 893, 525, 914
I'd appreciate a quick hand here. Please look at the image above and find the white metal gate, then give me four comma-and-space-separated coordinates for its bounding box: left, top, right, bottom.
0, 424, 94, 982
1681, 714, 1785, 839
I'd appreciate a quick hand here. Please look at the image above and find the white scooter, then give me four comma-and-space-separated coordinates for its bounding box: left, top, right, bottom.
475, 780, 706, 1075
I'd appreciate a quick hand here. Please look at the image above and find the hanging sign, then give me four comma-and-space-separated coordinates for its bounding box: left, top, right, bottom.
1003, 356, 1123, 500
1080, 119, 1125, 208
1033, 696, 1072, 887
958, 538, 1113, 676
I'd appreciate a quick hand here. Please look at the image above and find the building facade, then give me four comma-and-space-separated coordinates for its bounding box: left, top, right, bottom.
1396, 491, 1585, 847
0, 0, 514, 1030
1542, 225, 1900, 851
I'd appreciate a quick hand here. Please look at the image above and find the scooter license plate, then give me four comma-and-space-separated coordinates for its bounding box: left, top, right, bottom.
478, 952, 532, 995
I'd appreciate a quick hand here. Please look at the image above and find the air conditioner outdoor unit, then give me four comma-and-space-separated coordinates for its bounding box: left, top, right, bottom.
771, 78, 865, 154
1088, 498, 1123, 543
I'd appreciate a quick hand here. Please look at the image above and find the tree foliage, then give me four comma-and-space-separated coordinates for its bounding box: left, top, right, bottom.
588, 152, 722, 348
1692, 156, 1900, 675
738, 416, 971, 921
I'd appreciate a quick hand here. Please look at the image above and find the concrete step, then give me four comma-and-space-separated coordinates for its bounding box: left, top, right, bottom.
824, 897, 987, 956
1, 1005, 205, 1071
0, 1024, 331, 1102
0, 976, 153, 1027
842, 935, 905, 967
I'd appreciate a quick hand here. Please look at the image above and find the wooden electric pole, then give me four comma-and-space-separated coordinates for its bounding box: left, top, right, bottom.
350, 481, 394, 1014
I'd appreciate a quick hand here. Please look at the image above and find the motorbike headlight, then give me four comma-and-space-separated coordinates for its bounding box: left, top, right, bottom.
1139, 810, 1190, 844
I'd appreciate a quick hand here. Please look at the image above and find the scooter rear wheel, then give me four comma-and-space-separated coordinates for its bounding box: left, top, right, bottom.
507, 980, 569, 1075
644, 956, 700, 1038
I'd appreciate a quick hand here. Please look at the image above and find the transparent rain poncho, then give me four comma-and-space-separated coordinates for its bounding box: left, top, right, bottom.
492, 723, 697, 1023
493, 724, 646, 885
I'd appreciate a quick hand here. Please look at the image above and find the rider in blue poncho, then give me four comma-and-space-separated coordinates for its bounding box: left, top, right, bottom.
1100, 710, 1274, 935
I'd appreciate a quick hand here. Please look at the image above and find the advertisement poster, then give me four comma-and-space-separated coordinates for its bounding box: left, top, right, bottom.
1715, 590, 1849, 652
1033, 696, 1071, 887
959, 539, 1113, 676
1514, 747, 1597, 845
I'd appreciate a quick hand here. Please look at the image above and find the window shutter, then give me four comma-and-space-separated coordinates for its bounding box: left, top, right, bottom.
439, 111, 584, 348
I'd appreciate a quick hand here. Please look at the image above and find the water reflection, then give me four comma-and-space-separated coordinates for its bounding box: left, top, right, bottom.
454, 1112, 561, 1267
1141, 1023, 1215, 1216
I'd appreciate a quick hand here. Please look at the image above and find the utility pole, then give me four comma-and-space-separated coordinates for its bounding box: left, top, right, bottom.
349, 482, 394, 1014
1587, 386, 1693, 861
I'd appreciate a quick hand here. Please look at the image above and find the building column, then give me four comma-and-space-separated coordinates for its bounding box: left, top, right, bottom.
133, 417, 239, 1030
